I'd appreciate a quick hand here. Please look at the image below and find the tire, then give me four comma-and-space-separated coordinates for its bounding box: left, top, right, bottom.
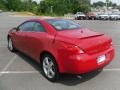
81, 17, 83, 20
76, 17, 79, 20
8, 37, 16, 52
77, 17, 80, 20
41, 54, 59, 82
75, 17, 78, 20
84, 17, 86, 20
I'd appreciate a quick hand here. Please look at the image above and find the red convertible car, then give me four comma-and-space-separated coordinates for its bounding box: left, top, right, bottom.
8, 19, 114, 82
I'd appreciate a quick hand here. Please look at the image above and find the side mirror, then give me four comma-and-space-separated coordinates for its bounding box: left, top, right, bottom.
12, 27, 18, 31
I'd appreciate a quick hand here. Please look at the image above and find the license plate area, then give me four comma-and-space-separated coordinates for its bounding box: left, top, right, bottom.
97, 55, 106, 63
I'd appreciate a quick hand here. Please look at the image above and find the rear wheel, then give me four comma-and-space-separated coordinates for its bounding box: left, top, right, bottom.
41, 54, 59, 82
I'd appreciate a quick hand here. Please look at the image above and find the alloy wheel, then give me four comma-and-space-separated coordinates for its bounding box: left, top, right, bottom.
43, 57, 55, 79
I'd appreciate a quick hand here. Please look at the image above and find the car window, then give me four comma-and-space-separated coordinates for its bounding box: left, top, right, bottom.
46, 19, 80, 31
34, 22, 45, 32
19, 22, 35, 32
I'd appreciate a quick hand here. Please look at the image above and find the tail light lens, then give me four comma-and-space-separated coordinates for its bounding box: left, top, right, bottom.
67, 45, 84, 54
61, 42, 85, 54
110, 42, 113, 46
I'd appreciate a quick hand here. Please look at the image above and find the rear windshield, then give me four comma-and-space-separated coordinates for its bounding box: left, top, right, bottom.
46, 19, 81, 31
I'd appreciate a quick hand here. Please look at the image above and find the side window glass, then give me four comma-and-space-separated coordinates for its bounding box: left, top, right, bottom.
34, 23, 45, 32
19, 22, 35, 32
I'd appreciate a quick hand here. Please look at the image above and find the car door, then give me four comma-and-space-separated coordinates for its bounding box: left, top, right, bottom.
24, 22, 47, 61
14, 21, 35, 53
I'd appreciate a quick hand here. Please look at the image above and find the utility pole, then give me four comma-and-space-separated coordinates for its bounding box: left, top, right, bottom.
51, 6, 53, 13
106, 0, 109, 11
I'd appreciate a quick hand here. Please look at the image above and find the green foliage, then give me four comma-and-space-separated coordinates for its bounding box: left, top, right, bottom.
38, 0, 91, 15
92, 1, 117, 8
0, 0, 6, 10
92, 1, 105, 7
1, 0, 22, 11
108, 1, 117, 8
0, 0, 118, 16
0, 0, 38, 12
0, 0, 91, 16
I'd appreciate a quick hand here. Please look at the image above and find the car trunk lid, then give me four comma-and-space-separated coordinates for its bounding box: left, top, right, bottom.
76, 35, 111, 54
57, 28, 111, 54
57, 28, 103, 39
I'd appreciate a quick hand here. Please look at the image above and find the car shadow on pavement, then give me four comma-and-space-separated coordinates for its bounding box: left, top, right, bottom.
15, 52, 42, 72
15, 52, 102, 86
57, 70, 101, 86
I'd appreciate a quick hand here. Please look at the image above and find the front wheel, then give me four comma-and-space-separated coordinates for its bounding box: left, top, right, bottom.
41, 54, 59, 82
8, 38, 16, 52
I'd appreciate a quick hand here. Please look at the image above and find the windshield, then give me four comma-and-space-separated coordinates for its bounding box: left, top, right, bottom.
46, 19, 81, 31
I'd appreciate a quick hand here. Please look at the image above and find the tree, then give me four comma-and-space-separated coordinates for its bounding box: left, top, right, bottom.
74, 0, 91, 13
92, 1, 117, 8
31, 1, 38, 14
38, 0, 91, 15
93, 1, 105, 7
112, 3, 117, 9
107, 1, 117, 8
0, 0, 91, 16
1, 0, 22, 11
0, 0, 6, 10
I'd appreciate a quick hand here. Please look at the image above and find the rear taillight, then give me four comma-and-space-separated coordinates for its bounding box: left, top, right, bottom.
110, 42, 113, 45
61, 42, 85, 54
70, 46, 84, 54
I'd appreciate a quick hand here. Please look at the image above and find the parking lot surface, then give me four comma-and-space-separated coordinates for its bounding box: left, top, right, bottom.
0, 12, 120, 90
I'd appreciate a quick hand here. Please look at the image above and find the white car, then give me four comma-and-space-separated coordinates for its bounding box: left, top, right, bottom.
109, 14, 120, 20
97, 13, 110, 20
75, 12, 86, 20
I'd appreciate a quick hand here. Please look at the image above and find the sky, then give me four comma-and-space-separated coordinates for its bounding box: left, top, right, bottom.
33, 0, 120, 5
33, 0, 41, 3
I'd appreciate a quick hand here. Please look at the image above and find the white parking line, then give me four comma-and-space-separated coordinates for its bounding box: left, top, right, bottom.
0, 71, 39, 74
116, 22, 120, 24
0, 68, 119, 75
0, 55, 17, 76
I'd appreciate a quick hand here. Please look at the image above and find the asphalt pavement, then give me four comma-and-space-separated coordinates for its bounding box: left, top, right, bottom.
0, 12, 120, 90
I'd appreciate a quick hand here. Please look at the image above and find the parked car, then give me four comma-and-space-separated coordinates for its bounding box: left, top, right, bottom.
109, 13, 120, 20
8, 19, 114, 82
86, 12, 97, 20
75, 12, 86, 20
97, 13, 110, 20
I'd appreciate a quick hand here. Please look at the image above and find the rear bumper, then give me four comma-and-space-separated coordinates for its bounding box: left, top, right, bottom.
59, 46, 114, 74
